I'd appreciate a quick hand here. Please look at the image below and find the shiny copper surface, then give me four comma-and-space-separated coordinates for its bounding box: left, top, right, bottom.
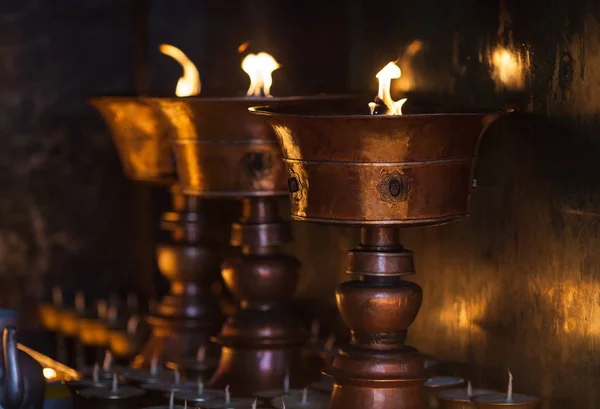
91, 97, 225, 368
251, 104, 499, 225
133, 187, 223, 367
157, 96, 354, 395
89, 97, 174, 184
208, 197, 310, 395
323, 226, 428, 409
252, 105, 502, 409
150, 96, 354, 197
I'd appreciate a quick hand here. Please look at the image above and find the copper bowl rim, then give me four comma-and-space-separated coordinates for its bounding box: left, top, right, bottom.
249, 105, 503, 119
142, 93, 357, 103
89, 94, 357, 103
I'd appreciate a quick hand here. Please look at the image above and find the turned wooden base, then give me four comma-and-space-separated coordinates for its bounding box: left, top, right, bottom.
207, 197, 310, 395
324, 227, 427, 409
132, 188, 223, 368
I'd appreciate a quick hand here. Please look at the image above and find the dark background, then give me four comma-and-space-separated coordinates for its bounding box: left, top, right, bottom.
1, 0, 600, 407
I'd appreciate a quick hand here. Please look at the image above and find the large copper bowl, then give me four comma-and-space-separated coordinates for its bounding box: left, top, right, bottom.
149, 96, 356, 198
250, 102, 501, 225
89, 97, 174, 184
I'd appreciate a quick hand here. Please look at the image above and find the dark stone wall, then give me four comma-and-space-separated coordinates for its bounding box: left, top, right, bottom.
0, 1, 140, 320
1, 0, 600, 407
286, 0, 600, 408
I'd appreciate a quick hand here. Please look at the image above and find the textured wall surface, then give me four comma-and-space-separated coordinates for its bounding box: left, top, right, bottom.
0, 1, 140, 319
287, 1, 600, 408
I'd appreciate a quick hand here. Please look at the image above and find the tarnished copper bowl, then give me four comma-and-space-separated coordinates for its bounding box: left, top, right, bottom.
149, 96, 356, 198
89, 97, 174, 184
250, 102, 501, 225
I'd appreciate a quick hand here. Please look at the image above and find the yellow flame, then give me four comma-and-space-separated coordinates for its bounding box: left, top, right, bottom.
242, 52, 280, 97
43, 367, 57, 380
373, 61, 407, 115
159, 44, 201, 97
491, 46, 525, 90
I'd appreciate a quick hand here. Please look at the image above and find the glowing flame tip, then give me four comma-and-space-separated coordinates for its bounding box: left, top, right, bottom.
371, 61, 407, 115
242, 52, 280, 97
159, 43, 201, 97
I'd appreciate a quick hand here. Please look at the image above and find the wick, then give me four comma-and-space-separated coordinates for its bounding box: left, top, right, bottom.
368, 102, 377, 115
196, 345, 206, 362
281, 397, 286, 409
324, 334, 336, 351
52, 287, 63, 306
252, 398, 258, 409
174, 369, 181, 385
225, 385, 231, 405
197, 379, 204, 395
283, 369, 290, 393
108, 305, 118, 325
97, 300, 108, 319
467, 381, 472, 397
92, 363, 100, 383
301, 387, 308, 404
75, 291, 85, 313
184, 400, 187, 409
111, 373, 118, 393
169, 389, 175, 409
507, 369, 513, 402
103, 351, 113, 372
150, 355, 159, 376
126, 315, 140, 336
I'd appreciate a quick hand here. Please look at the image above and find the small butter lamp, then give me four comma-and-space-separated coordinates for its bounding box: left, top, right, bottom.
425, 376, 466, 408
170, 379, 225, 405
472, 371, 540, 409
254, 370, 304, 402
123, 355, 169, 386
200, 385, 258, 409
78, 373, 145, 409
171, 345, 218, 381
140, 369, 198, 406
255, 373, 324, 404
144, 389, 188, 409
271, 390, 329, 409
438, 381, 496, 409
66, 363, 111, 396
79, 351, 122, 380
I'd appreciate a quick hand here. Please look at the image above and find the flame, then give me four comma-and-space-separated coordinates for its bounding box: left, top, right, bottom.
490, 46, 526, 90
373, 61, 407, 115
43, 367, 57, 380
159, 44, 201, 97
242, 52, 280, 97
